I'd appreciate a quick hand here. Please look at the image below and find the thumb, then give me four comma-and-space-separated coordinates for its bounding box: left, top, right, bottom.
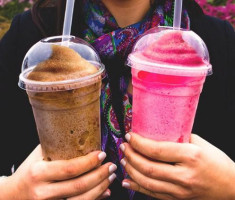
190, 134, 213, 148
190, 134, 224, 153
190, 134, 232, 162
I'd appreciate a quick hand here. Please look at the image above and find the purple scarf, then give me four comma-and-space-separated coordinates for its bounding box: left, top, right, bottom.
81, 0, 190, 199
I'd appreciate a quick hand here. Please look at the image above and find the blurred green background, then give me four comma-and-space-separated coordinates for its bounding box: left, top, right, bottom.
0, 0, 33, 38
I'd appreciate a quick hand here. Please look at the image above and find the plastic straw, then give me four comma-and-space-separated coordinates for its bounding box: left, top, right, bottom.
173, 0, 183, 29
62, 0, 75, 43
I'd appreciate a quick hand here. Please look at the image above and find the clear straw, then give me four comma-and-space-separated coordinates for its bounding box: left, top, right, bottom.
173, 0, 183, 29
62, 0, 75, 44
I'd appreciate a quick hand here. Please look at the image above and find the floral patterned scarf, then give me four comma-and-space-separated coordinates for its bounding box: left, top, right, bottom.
81, 0, 190, 199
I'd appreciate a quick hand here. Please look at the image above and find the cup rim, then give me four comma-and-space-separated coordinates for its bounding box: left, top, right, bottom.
19, 62, 105, 92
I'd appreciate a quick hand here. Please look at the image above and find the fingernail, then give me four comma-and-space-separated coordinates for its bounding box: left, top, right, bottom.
98, 152, 106, 161
103, 190, 110, 197
119, 144, 125, 152
109, 164, 117, 173
125, 133, 131, 142
120, 158, 126, 166
109, 173, 116, 183
122, 181, 130, 188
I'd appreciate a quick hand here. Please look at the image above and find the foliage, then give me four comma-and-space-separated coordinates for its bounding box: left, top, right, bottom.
0, 0, 33, 20
0, 0, 34, 38
196, 0, 235, 27
0, 0, 33, 8
0, 15, 10, 38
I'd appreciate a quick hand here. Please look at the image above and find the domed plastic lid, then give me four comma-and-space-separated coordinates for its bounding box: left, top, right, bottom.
127, 26, 212, 77
19, 35, 105, 92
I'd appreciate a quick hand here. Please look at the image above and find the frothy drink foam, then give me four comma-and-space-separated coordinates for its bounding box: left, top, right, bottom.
128, 29, 211, 142
27, 44, 102, 160
142, 31, 205, 66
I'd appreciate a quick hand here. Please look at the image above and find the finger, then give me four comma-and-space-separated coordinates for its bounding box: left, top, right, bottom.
37, 151, 107, 181
41, 162, 116, 199
68, 175, 116, 200
122, 179, 174, 200
15, 144, 44, 173
122, 158, 184, 196
190, 134, 231, 159
121, 143, 178, 181
190, 134, 215, 148
23, 144, 43, 163
96, 189, 111, 200
126, 132, 195, 162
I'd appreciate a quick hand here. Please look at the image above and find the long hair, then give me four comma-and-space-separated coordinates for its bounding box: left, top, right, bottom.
31, 0, 204, 37
31, 0, 82, 37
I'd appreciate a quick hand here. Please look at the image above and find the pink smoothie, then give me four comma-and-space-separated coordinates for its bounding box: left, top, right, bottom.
130, 30, 210, 142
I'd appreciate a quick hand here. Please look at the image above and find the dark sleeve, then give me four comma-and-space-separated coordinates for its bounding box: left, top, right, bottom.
0, 12, 41, 175
225, 20, 235, 127
192, 16, 235, 160
224, 20, 235, 159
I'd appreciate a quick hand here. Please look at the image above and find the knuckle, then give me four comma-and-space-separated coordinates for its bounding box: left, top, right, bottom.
188, 146, 202, 164
63, 162, 78, 176
97, 167, 106, 180
129, 134, 136, 146
151, 145, 163, 157
174, 188, 193, 200
74, 197, 87, 200
126, 165, 134, 178
174, 190, 187, 200
130, 138, 141, 152
150, 191, 159, 199
31, 188, 44, 200
175, 167, 196, 188
125, 150, 133, 162
145, 181, 155, 191
87, 155, 99, 168
73, 179, 86, 192
143, 165, 155, 176
28, 162, 43, 181
133, 182, 141, 192
181, 172, 196, 189
99, 180, 110, 192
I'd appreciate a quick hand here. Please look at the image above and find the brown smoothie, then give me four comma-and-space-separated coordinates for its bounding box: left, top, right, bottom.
27, 45, 102, 160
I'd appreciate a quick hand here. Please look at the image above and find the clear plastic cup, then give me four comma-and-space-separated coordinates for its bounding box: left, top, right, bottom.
19, 35, 105, 160
127, 26, 212, 143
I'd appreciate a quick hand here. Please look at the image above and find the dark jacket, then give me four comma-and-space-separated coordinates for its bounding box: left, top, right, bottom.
0, 7, 234, 200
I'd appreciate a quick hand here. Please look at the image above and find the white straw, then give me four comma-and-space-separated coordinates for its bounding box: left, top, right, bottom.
173, 0, 183, 29
62, 0, 75, 43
